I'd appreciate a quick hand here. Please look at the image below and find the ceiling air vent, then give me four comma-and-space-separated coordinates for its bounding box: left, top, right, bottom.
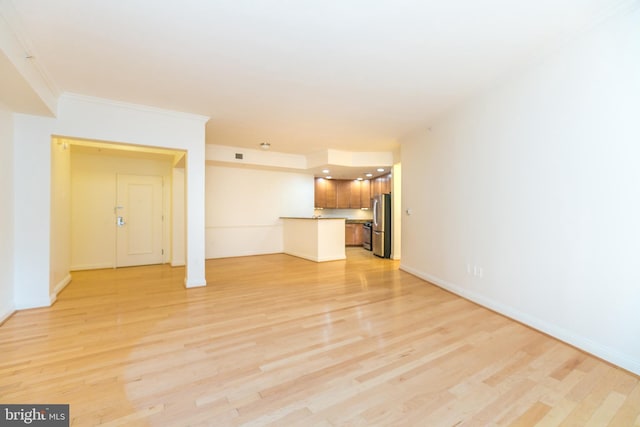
235, 153, 243, 160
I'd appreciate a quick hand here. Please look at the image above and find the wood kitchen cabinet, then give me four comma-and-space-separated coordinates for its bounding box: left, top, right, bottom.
350, 180, 361, 208
314, 178, 326, 208
372, 177, 381, 198
336, 180, 351, 209
382, 174, 391, 194
354, 223, 363, 244
345, 223, 364, 246
326, 179, 337, 208
371, 173, 392, 198
315, 177, 376, 209
360, 179, 371, 209
314, 178, 337, 208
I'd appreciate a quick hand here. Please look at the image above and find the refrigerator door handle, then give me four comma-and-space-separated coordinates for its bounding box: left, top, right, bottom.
372, 197, 378, 227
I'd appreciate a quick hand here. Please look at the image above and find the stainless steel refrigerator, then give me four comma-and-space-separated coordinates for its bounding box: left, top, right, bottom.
372, 193, 391, 258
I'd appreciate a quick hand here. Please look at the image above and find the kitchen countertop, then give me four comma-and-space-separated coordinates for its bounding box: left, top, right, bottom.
280, 217, 371, 224
280, 216, 345, 220
345, 219, 372, 224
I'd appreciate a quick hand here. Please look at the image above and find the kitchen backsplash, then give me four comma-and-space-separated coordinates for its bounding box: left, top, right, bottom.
314, 208, 373, 220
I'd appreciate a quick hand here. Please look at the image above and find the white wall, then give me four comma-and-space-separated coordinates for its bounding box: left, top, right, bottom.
13, 113, 55, 309
391, 162, 401, 260
206, 165, 314, 258
400, 7, 640, 375
0, 105, 15, 322
207, 144, 307, 170
171, 167, 186, 266
70, 150, 173, 270
50, 138, 71, 301
12, 94, 208, 309
54, 94, 208, 288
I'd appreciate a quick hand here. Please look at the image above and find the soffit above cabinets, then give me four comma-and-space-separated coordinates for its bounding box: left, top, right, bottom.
307, 165, 390, 180
206, 145, 393, 180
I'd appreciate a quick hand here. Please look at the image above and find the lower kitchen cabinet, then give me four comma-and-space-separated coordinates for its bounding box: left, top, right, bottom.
345, 223, 364, 246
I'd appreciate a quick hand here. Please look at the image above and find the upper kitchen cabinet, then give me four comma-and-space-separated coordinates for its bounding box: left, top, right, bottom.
350, 180, 362, 208
314, 178, 326, 208
371, 173, 391, 198
336, 180, 351, 209
325, 179, 337, 208
314, 178, 372, 209
314, 178, 337, 209
360, 179, 371, 209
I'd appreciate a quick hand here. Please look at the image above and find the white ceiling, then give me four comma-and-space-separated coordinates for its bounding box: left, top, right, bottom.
10, 0, 630, 155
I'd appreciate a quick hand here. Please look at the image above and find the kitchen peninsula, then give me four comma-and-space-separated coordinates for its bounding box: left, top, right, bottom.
280, 217, 346, 262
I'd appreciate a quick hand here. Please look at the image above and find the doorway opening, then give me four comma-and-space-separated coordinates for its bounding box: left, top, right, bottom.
50, 137, 186, 272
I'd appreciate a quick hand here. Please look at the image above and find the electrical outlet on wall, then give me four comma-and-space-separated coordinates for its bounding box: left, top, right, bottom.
467, 263, 484, 278
473, 265, 483, 278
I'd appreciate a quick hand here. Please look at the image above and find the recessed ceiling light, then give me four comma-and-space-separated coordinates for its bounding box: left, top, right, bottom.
325, 176, 332, 179
365, 173, 373, 177
260, 142, 271, 150
377, 168, 385, 172
322, 169, 330, 174
357, 177, 363, 181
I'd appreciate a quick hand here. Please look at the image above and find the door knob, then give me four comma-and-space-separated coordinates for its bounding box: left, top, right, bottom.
117, 216, 126, 227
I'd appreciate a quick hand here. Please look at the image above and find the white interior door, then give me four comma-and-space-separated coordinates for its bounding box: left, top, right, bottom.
116, 174, 164, 267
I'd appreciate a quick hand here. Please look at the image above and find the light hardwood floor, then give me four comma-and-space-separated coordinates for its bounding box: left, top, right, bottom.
1, 248, 638, 426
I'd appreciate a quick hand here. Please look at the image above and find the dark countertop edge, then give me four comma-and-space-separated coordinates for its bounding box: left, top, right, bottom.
280, 217, 346, 220
345, 219, 372, 224
280, 217, 372, 223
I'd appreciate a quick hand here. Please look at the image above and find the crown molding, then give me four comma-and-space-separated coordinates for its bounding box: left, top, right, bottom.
60, 92, 210, 124
0, 0, 59, 115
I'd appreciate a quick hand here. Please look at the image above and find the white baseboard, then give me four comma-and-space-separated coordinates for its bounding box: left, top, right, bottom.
400, 263, 640, 376
70, 263, 113, 271
184, 278, 206, 288
316, 255, 347, 262
283, 250, 346, 263
0, 304, 15, 325
50, 273, 72, 304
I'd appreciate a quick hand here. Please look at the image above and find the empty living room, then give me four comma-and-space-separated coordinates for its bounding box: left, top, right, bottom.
1, 0, 639, 425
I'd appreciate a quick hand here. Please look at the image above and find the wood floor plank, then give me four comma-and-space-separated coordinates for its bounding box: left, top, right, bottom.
0, 248, 637, 426
606, 382, 640, 426
508, 401, 552, 427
